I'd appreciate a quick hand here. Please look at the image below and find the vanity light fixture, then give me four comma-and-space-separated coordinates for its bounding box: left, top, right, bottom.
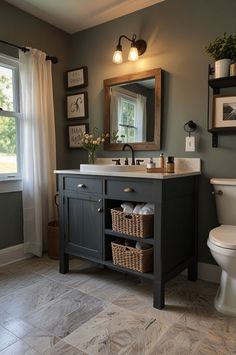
112, 34, 147, 64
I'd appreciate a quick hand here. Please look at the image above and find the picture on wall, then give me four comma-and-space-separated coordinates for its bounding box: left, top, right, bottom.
66, 66, 88, 89
212, 94, 236, 129
66, 92, 88, 119
68, 124, 88, 148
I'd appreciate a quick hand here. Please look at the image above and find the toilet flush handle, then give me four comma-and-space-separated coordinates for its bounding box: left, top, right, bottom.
212, 190, 223, 196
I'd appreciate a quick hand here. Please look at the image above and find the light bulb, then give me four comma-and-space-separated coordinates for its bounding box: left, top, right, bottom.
112, 50, 123, 64
128, 46, 139, 62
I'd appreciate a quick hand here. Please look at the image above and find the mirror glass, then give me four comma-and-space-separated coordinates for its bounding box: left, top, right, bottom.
104, 68, 162, 151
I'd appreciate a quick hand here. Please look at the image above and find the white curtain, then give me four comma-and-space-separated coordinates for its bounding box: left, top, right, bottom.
19, 49, 56, 257
110, 87, 121, 136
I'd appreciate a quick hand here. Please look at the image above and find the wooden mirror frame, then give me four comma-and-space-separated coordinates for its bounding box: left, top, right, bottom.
104, 68, 162, 151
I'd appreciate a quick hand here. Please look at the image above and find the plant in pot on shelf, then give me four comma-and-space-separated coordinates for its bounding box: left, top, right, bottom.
79, 127, 109, 164
205, 33, 236, 78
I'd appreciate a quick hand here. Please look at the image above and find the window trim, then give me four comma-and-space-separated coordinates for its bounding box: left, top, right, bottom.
0, 54, 21, 181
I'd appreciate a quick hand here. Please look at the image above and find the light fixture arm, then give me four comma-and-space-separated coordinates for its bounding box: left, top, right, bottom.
116, 34, 146, 56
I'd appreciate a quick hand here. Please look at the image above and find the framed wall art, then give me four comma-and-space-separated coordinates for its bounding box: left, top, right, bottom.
66, 92, 88, 119
66, 66, 88, 89
212, 94, 236, 129
68, 124, 88, 148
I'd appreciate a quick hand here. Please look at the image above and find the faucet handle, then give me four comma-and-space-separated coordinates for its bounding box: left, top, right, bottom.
112, 159, 121, 165
124, 157, 129, 165
136, 159, 144, 165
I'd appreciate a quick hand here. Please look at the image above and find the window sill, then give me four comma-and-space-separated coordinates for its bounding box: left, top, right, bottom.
0, 179, 22, 193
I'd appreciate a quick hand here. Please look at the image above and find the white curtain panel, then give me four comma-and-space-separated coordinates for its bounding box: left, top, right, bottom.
19, 49, 56, 257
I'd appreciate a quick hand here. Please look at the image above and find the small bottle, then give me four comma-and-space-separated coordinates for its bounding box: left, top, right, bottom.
159, 153, 164, 169
147, 157, 156, 169
166, 156, 175, 173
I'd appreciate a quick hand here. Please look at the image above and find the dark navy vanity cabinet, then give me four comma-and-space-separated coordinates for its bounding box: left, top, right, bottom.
57, 172, 198, 309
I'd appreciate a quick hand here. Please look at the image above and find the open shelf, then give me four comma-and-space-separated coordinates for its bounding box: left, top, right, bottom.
104, 228, 155, 245
103, 260, 154, 280
209, 76, 236, 89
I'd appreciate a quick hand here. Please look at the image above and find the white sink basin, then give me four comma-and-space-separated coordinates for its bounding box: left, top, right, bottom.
80, 164, 146, 173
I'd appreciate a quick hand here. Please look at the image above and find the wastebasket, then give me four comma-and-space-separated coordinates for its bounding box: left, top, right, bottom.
48, 193, 59, 260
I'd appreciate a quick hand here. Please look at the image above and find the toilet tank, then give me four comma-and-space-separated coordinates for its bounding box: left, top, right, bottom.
211, 178, 236, 225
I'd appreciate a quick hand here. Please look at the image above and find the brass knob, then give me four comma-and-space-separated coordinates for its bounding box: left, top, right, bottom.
97, 208, 103, 213
212, 190, 223, 196
78, 184, 86, 188
123, 187, 134, 192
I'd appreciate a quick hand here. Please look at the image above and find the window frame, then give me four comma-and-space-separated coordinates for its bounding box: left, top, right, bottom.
0, 54, 21, 182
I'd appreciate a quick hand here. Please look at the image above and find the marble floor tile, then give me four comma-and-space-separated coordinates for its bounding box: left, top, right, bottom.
0, 256, 235, 355
0, 278, 72, 318
1, 318, 35, 338
0, 325, 18, 352
22, 329, 61, 354
43, 340, 88, 355
0, 339, 39, 355
195, 326, 236, 354
72, 271, 141, 302
25, 289, 104, 338
148, 321, 205, 355
64, 303, 158, 355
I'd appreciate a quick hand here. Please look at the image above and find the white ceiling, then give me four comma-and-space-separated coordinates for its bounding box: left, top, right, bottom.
5, 0, 164, 34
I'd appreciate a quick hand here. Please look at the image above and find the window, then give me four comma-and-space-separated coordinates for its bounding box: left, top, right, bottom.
119, 96, 137, 143
0, 55, 21, 180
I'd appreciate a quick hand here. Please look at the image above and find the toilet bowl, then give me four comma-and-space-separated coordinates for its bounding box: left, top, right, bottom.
208, 178, 236, 316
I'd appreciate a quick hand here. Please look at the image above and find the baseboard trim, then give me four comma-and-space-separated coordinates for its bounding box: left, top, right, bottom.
0, 244, 32, 267
0, 245, 221, 284
198, 262, 221, 283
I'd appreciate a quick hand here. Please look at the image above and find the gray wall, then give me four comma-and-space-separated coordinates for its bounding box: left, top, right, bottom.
66, 0, 236, 264
1, 0, 236, 264
0, 1, 71, 249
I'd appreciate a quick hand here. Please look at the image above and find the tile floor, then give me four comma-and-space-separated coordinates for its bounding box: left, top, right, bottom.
0, 256, 236, 354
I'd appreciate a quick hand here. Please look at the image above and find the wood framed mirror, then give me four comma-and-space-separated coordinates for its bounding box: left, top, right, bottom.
104, 68, 162, 151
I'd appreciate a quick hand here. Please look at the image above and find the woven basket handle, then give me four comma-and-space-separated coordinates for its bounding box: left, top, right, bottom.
124, 214, 132, 219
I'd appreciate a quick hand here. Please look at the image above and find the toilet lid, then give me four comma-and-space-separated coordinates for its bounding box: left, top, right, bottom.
209, 225, 236, 249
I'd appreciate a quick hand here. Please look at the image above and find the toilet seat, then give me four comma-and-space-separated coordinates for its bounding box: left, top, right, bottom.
209, 225, 236, 249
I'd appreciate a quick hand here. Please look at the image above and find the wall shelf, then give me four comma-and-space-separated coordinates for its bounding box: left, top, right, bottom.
208, 65, 236, 147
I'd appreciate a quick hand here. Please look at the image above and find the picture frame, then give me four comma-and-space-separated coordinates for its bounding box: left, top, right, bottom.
66, 66, 88, 89
68, 124, 88, 148
212, 94, 236, 129
66, 92, 88, 119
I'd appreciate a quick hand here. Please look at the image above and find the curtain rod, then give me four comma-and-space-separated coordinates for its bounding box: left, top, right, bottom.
0, 39, 58, 64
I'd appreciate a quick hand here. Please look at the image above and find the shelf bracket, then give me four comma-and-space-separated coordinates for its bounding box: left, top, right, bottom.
212, 133, 218, 148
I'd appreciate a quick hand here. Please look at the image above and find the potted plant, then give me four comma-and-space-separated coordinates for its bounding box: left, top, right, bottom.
205, 33, 236, 78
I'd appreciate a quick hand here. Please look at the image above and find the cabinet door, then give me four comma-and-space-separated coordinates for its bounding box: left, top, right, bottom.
64, 192, 103, 260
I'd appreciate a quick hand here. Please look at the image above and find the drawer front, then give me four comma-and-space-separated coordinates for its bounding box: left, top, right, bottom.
106, 179, 153, 201
64, 176, 102, 194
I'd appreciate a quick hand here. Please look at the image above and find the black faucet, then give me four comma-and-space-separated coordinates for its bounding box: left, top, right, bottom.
122, 144, 135, 165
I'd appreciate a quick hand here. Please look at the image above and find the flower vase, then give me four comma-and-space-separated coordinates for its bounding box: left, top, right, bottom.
88, 150, 96, 164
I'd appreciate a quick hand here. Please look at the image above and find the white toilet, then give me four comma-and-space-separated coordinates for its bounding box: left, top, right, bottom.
207, 178, 236, 316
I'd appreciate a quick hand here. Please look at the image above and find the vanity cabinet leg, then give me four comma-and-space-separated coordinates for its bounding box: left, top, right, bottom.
153, 281, 165, 309
60, 252, 69, 274
188, 260, 198, 281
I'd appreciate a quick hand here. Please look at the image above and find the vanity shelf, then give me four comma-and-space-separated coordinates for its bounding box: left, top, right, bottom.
57, 172, 199, 310
103, 260, 154, 280
104, 229, 155, 245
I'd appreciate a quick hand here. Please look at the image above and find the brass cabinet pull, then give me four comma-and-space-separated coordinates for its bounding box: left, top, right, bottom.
123, 187, 134, 193
78, 184, 86, 188
212, 190, 223, 196
97, 208, 103, 213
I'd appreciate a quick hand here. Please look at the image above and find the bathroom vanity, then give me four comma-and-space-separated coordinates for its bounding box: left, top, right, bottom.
55, 164, 200, 309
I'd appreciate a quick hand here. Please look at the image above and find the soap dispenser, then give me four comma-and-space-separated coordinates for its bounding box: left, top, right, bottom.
147, 157, 156, 169
159, 153, 164, 169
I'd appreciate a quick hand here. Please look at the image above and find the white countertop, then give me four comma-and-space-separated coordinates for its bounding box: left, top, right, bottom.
54, 158, 201, 179
54, 169, 200, 179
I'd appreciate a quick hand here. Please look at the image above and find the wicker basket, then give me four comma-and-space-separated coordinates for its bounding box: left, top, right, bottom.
111, 240, 153, 273
111, 208, 153, 238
